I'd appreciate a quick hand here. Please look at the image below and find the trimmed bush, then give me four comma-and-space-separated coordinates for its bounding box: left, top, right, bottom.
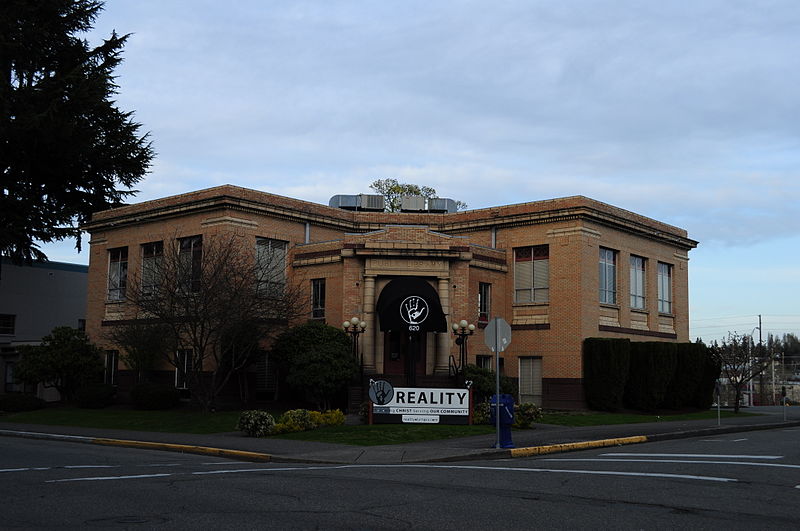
236, 410, 276, 437
693, 344, 720, 409
513, 402, 543, 429
75, 383, 116, 409
0, 393, 46, 412
662, 343, 705, 409
583, 338, 631, 411
274, 409, 318, 434
473, 401, 490, 424
463, 364, 519, 404
309, 409, 346, 427
130, 382, 180, 410
624, 341, 678, 411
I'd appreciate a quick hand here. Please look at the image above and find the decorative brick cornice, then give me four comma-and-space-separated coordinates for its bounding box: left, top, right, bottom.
598, 325, 678, 339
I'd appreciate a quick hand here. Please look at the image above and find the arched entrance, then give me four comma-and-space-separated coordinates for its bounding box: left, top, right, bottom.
375, 277, 447, 385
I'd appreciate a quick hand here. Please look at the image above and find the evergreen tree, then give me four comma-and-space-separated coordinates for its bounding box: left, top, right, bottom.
0, 0, 153, 263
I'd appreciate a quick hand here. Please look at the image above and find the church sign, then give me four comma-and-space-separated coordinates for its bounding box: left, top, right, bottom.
369, 380, 471, 425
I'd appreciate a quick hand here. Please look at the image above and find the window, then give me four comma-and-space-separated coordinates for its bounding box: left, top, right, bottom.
514, 245, 549, 303
629, 255, 646, 310
256, 237, 287, 294
107, 247, 128, 301
5, 361, 22, 393
658, 262, 673, 314
141, 241, 164, 296
599, 247, 617, 304
311, 278, 326, 319
0, 314, 15, 335
476, 355, 504, 375
175, 349, 192, 389
178, 236, 202, 293
77, 319, 86, 331
519, 357, 543, 405
104, 350, 119, 386
478, 282, 491, 323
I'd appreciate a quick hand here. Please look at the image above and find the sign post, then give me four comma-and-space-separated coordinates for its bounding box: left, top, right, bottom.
484, 317, 512, 449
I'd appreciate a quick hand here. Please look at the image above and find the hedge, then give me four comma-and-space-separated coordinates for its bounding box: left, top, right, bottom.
624, 341, 678, 411
583, 338, 631, 411
662, 342, 705, 409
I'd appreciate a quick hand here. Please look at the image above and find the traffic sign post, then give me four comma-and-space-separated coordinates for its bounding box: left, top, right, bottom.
484, 317, 512, 449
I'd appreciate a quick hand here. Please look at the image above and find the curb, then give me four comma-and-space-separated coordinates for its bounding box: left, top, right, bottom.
0, 429, 272, 463
508, 435, 648, 458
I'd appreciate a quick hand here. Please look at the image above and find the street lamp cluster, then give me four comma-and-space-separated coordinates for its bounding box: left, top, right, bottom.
452, 319, 475, 375
342, 317, 367, 364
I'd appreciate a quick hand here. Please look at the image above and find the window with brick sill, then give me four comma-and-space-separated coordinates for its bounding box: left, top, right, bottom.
478, 282, 491, 323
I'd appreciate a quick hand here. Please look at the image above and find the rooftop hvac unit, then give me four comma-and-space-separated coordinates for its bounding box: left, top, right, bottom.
358, 194, 385, 212
328, 194, 359, 210
400, 195, 426, 212
428, 198, 457, 213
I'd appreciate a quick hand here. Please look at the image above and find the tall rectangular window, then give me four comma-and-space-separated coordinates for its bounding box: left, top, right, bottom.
519, 357, 543, 405
658, 262, 673, 314
256, 237, 288, 294
514, 245, 549, 303
104, 350, 119, 386
630, 255, 646, 310
108, 247, 128, 301
178, 236, 202, 293
0, 314, 15, 335
311, 278, 326, 319
175, 349, 192, 389
5, 361, 22, 393
141, 241, 163, 297
599, 247, 617, 304
478, 282, 491, 323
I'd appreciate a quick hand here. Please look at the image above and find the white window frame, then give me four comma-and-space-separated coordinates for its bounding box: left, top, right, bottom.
599, 247, 617, 305
141, 241, 163, 297
658, 262, 673, 314
107, 247, 128, 301
519, 356, 543, 405
514, 245, 549, 303
256, 237, 288, 294
629, 255, 646, 310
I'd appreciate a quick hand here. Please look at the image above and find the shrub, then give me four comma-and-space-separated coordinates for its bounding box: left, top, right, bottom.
236, 410, 276, 437
75, 383, 116, 409
463, 364, 519, 404
309, 409, 346, 427
693, 344, 720, 409
472, 401, 490, 424
130, 382, 180, 410
583, 338, 631, 411
0, 393, 46, 412
513, 402, 543, 429
624, 341, 678, 411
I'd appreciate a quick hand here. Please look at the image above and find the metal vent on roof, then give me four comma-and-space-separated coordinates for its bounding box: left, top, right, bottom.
400, 195, 426, 212
428, 198, 457, 213
328, 194, 385, 212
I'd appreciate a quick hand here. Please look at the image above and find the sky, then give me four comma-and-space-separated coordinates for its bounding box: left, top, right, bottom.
40, 0, 800, 343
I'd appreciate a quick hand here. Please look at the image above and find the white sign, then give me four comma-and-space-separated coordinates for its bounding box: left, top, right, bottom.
400, 295, 429, 331
484, 317, 512, 352
372, 387, 470, 416
402, 415, 439, 423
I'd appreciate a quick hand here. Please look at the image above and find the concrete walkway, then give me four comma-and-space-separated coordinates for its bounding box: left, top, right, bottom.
1, 406, 798, 464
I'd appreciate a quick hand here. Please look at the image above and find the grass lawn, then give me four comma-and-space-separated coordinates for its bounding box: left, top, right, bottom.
0, 406, 761, 442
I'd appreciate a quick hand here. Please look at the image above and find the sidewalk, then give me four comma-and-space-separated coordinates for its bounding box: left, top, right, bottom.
1, 406, 798, 464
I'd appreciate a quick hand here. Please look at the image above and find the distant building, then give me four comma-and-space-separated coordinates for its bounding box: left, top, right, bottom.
83, 185, 697, 409
0, 258, 88, 399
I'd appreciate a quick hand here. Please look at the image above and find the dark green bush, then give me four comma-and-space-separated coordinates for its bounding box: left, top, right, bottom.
624, 341, 678, 411
662, 343, 705, 409
693, 344, 720, 409
130, 382, 180, 410
75, 383, 116, 409
463, 364, 518, 404
0, 393, 46, 412
583, 338, 631, 411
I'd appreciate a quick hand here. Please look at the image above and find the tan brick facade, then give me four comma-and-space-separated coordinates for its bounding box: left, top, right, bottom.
83, 185, 697, 408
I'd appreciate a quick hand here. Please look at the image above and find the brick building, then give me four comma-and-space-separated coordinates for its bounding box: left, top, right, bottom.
83, 185, 697, 409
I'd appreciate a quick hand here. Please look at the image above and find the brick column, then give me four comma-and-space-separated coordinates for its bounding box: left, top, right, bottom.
436, 277, 451, 374
362, 275, 377, 373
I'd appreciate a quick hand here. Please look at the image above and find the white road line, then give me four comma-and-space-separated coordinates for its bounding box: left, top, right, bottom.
602, 453, 781, 459
41, 463, 738, 483
46, 473, 172, 483
731, 439, 748, 442
546, 458, 800, 470
0, 467, 50, 473
64, 465, 117, 469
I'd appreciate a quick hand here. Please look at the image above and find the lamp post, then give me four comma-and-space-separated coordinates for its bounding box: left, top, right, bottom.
343, 317, 367, 368
452, 319, 475, 375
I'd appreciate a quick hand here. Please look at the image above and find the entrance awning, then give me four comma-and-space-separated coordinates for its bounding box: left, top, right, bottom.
376, 277, 447, 333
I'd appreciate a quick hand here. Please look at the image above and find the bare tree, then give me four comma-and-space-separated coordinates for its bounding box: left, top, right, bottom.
104, 321, 176, 384
120, 232, 307, 410
711, 333, 777, 413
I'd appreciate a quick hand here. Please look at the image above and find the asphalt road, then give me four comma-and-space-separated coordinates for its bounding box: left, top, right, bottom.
2, 427, 798, 529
